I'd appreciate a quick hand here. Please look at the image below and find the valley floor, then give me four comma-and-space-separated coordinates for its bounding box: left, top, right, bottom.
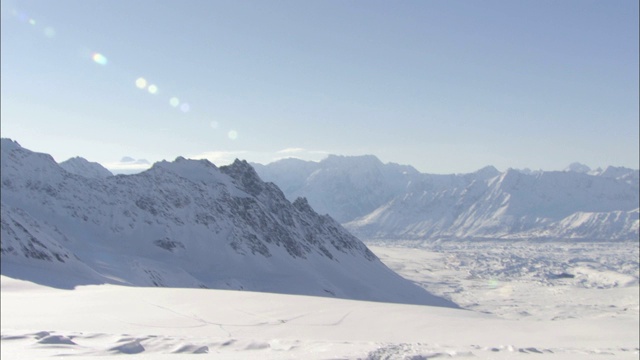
368, 240, 640, 321
2, 240, 639, 359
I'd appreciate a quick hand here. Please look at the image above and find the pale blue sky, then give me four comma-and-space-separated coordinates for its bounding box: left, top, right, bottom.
2, 0, 638, 173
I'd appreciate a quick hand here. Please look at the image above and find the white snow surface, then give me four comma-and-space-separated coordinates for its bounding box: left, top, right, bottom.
564, 162, 591, 174
253, 155, 421, 223
2, 240, 639, 359
0, 138, 451, 307
3, 141, 638, 358
59, 156, 113, 179
254, 156, 639, 241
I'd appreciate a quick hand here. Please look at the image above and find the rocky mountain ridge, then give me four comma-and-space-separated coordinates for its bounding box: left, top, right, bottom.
0, 139, 454, 307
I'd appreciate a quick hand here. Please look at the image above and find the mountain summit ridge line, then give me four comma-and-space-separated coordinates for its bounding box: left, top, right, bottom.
252, 155, 639, 241
1, 138, 455, 307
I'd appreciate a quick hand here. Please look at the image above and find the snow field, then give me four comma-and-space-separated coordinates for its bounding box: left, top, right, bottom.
2, 240, 639, 359
369, 240, 639, 320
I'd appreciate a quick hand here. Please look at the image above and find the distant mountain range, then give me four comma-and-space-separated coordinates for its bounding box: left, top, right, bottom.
0, 139, 454, 307
253, 156, 639, 241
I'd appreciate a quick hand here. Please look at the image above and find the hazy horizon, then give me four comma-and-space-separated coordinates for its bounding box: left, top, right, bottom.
2, 1, 638, 174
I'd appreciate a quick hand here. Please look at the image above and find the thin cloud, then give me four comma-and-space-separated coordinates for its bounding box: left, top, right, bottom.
269, 149, 330, 164
277, 147, 306, 154
103, 156, 152, 174
188, 149, 331, 167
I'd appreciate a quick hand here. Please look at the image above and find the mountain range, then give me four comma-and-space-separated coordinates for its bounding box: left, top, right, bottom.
0, 139, 454, 307
253, 155, 639, 241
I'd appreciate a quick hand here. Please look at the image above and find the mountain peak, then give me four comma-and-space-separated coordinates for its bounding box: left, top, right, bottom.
1, 140, 454, 306
143, 157, 228, 187
564, 162, 591, 173
59, 157, 113, 179
228, 158, 257, 172
322, 154, 384, 168
473, 165, 500, 179
1, 138, 22, 152
220, 159, 265, 196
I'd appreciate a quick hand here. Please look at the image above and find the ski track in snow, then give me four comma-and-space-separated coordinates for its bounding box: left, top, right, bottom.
2, 240, 639, 359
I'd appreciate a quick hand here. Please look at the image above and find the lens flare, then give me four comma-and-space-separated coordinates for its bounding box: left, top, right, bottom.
210, 121, 219, 129
135, 77, 147, 89
228, 130, 238, 140
92, 53, 108, 66
11, 7, 202, 118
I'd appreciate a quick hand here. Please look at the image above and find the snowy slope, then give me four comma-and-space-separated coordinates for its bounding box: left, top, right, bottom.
256, 155, 639, 241
598, 166, 640, 185
59, 157, 113, 179
347, 169, 639, 240
2, 270, 638, 359
564, 162, 592, 173
533, 208, 640, 240
0, 139, 453, 307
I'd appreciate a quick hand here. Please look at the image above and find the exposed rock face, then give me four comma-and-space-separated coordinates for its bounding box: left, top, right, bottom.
0, 139, 454, 307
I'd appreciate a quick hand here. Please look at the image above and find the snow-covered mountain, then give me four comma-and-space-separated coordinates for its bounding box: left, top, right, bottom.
564, 162, 592, 174
59, 156, 113, 179
252, 155, 420, 223
0, 139, 455, 307
255, 156, 639, 241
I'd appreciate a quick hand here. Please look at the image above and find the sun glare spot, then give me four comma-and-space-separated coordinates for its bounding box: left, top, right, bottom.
28, 19, 36, 25
92, 53, 108, 66
228, 130, 238, 140
180, 103, 190, 113
148, 84, 158, 94
135, 77, 147, 89
169, 97, 180, 107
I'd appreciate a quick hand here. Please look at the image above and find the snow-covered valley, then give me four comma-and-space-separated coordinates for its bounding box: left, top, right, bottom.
1, 139, 638, 359
2, 240, 638, 359
369, 240, 639, 321
3, 0, 638, 357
